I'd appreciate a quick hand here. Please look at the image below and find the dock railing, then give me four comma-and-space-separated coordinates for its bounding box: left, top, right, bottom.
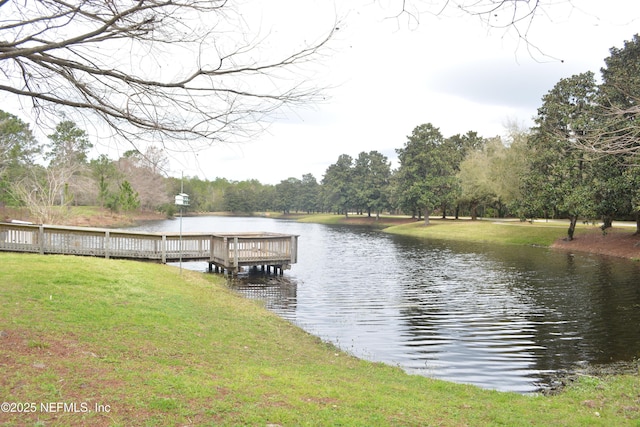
0, 223, 298, 274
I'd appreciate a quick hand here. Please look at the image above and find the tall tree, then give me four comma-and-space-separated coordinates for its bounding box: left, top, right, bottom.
116, 180, 140, 213
596, 35, 640, 232
0, 0, 335, 149
569, 35, 640, 156
117, 149, 169, 210
89, 155, 120, 209
492, 125, 531, 217
275, 177, 301, 215
457, 138, 498, 220
299, 173, 320, 214
526, 72, 599, 239
440, 131, 484, 218
13, 164, 76, 223
322, 154, 355, 217
46, 120, 92, 165
0, 110, 41, 204
353, 151, 391, 218
46, 120, 94, 206
395, 123, 458, 225
222, 180, 263, 214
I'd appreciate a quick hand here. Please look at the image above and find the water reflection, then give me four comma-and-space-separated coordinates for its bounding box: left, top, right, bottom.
131, 217, 640, 393
229, 274, 298, 318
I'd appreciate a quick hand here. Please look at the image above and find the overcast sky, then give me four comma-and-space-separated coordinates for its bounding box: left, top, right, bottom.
167, 0, 640, 185
7, 0, 640, 185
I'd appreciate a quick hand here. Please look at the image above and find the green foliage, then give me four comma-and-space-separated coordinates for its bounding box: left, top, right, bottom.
223, 179, 270, 213
0, 110, 41, 205
458, 140, 497, 219
322, 154, 355, 216
46, 120, 92, 167
353, 151, 392, 217
118, 180, 140, 212
274, 177, 301, 214
107, 180, 140, 212
159, 202, 178, 218
395, 123, 461, 222
90, 154, 120, 208
600, 34, 640, 109
300, 173, 321, 213
522, 73, 599, 225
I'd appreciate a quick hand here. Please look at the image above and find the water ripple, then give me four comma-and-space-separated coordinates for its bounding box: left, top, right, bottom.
131, 217, 640, 393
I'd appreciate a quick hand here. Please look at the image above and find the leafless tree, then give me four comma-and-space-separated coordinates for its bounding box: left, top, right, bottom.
0, 0, 336, 151
135, 146, 170, 175
12, 164, 80, 223
389, 0, 545, 28
117, 153, 169, 210
387, 0, 573, 59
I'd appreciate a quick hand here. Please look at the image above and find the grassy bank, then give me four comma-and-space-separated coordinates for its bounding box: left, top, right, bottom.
297, 214, 569, 245
1, 253, 639, 426
384, 218, 567, 246
296, 214, 640, 260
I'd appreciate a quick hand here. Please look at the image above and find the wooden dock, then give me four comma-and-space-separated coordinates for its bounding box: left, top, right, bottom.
0, 222, 298, 275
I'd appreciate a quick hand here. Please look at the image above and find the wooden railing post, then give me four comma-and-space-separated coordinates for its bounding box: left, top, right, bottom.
39, 225, 45, 255
291, 235, 297, 263
161, 235, 167, 264
223, 237, 229, 268
233, 236, 239, 270
105, 230, 110, 259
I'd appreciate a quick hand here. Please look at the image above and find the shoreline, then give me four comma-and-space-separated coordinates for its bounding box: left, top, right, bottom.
295, 214, 640, 261
3, 208, 639, 260
2, 252, 638, 425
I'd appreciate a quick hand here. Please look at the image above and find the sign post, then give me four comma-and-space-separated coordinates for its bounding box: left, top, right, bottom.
174, 192, 189, 273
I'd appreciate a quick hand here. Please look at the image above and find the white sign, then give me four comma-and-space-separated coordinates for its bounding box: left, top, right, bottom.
174, 193, 189, 206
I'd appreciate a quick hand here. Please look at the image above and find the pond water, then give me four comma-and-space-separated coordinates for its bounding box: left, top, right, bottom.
131, 216, 640, 393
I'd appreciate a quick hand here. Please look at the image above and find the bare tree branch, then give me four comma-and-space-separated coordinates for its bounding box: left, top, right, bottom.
569, 101, 640, 157
385, 0, 570, 61
0, 0, 336, 149
13, 164, 80, 224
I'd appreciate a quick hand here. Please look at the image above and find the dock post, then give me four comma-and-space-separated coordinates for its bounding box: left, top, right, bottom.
105, 230, 110, 259
161, 235, 167, 264
223, 237, 229, 270
38, 225, 44, 255
233, 236, 239, 271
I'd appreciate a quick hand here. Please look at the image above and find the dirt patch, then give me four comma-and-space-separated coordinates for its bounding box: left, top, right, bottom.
551, 228, 640, 260
0, 328, 127, 427
1, 207, 165, 228
63, 210, 166, 228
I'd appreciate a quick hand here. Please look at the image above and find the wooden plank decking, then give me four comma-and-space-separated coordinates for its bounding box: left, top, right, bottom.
0, 223, 298, 275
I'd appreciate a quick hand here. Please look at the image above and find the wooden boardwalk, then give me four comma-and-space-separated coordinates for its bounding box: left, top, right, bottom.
0, 222, 298, 275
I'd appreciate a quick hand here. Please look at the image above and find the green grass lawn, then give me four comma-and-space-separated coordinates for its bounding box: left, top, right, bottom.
0, 252, 638, 426
297, 214, 617, 247
384, 219, 568, 246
